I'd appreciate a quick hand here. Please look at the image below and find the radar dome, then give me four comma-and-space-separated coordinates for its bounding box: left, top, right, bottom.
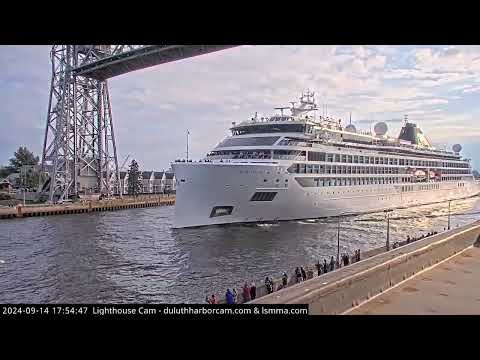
452, 144, 462, 153
374, 122, 388, 136
345, 124, 357, 133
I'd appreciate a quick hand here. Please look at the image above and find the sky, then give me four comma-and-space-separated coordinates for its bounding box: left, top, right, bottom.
1, 45, 479, 171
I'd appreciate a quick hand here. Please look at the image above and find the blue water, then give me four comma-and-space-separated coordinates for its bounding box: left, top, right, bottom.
0, 197, 479, 303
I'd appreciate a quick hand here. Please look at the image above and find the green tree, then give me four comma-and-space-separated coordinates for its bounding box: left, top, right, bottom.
0, 167, 11, 178
9, 146, 39, 170
127, 159, 142, 196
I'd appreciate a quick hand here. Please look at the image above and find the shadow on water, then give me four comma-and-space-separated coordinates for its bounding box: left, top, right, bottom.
0, 196, 479, 303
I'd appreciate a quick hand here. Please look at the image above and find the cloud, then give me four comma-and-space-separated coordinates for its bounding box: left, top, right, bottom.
0, 45, 479, 170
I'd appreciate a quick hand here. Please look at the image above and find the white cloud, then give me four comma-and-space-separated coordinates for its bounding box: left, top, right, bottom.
1, 45, 479, 170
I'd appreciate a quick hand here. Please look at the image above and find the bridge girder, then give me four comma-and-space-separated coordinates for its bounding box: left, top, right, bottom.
73, 45, 238, 80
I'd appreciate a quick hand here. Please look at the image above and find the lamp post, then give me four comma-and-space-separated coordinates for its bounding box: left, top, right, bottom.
447, 199, 452, 230
186, 130, 190, 162
337, 216, 341, 266
336, 212, 350, 266
384, 209, 393, 251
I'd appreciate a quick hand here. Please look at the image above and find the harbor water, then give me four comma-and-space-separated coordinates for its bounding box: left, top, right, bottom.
1, 197, 479, 303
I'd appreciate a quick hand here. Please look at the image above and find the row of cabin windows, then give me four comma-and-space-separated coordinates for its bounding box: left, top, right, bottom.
443, 176, 462, 181
402, 184, 440, 192
297, 177, 402, 187
443, 168, 470, 174
289, 164, 401, 175
307, 151, 468, 168
289, 163, 471, 176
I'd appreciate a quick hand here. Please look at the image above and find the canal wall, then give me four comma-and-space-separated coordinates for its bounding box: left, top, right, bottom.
0, 195, 175, 219
250, 221, 480, 314
218, 240, 394, 304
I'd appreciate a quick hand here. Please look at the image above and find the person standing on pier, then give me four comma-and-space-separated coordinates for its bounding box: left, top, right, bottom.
225, 289, 235, 304
210, 294, 218, 304
295, 267, 302, 283
250, 282, 256, 300
282, 272, 288, 287
265, 277, 273, 294
233, 288, 238, 304
330, 256, 335, 271
316, 261, 322, 276
301, 267, 307, 281
323, 259, 328, 274
243, 282, 251, 303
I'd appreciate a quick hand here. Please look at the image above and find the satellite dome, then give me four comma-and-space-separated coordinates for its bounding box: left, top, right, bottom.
345, 124, 357, 133
452, 144, 462, 153
374, 122, 388, 136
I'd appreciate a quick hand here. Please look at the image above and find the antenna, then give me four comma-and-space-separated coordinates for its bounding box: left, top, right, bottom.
349, 112, 352, 125
274, 107, 290, 116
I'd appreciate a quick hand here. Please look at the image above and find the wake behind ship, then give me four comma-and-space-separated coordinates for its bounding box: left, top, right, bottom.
172, 91, 480, 228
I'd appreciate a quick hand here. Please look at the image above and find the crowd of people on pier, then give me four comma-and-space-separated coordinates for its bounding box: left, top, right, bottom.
206, 248, 363, 305
205, 226, 451, 304
406, 231, 439, 244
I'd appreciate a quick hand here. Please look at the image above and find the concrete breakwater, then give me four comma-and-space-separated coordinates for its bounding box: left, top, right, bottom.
217, 240, 393, 304
0, 195, 175, 219
217, 225, 473, 305
251, 220, 480, 314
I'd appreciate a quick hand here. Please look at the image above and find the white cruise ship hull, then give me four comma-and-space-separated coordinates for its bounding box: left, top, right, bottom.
172, 162, 480, 228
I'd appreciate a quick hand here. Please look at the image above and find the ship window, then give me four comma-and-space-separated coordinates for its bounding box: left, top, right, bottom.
232, 124, 305, 135
307, 151, 326, 162
210, 206, 234, 218
250, 192, 277, 201
347, 155, 353, 163
327, 154, 334, 162
359, 156, 364, 164
354, 155, 359, 163
334, 154, 341, 163
342, 154, 347, 163
216, 136, 280, 148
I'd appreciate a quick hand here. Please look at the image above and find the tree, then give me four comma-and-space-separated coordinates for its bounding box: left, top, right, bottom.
127, 159, 142, 196
473, 169, 480, 179
0, 167, 10, 179
8, 146, 39, 170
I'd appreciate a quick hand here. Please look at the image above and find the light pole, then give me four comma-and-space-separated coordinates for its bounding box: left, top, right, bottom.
447, 199, 452, 230
384, 209, 393, 251
337, 216, 341, 266
186, 130, 190, 162
336, 212, 350, 266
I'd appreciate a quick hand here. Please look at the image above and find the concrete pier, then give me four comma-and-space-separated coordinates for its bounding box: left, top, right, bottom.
0, 195, 175, 220
348, 244, 480, 315
250, 221, 480, 314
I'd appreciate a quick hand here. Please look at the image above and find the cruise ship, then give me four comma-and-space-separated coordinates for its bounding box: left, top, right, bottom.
172, 91, 480, 228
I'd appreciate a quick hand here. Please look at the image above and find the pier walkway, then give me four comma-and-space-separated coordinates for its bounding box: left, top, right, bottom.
0, 195, 175, 219
348, 244, 480, 314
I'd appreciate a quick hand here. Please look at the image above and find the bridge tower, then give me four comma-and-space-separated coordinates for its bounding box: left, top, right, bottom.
40, 45, 120, 201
